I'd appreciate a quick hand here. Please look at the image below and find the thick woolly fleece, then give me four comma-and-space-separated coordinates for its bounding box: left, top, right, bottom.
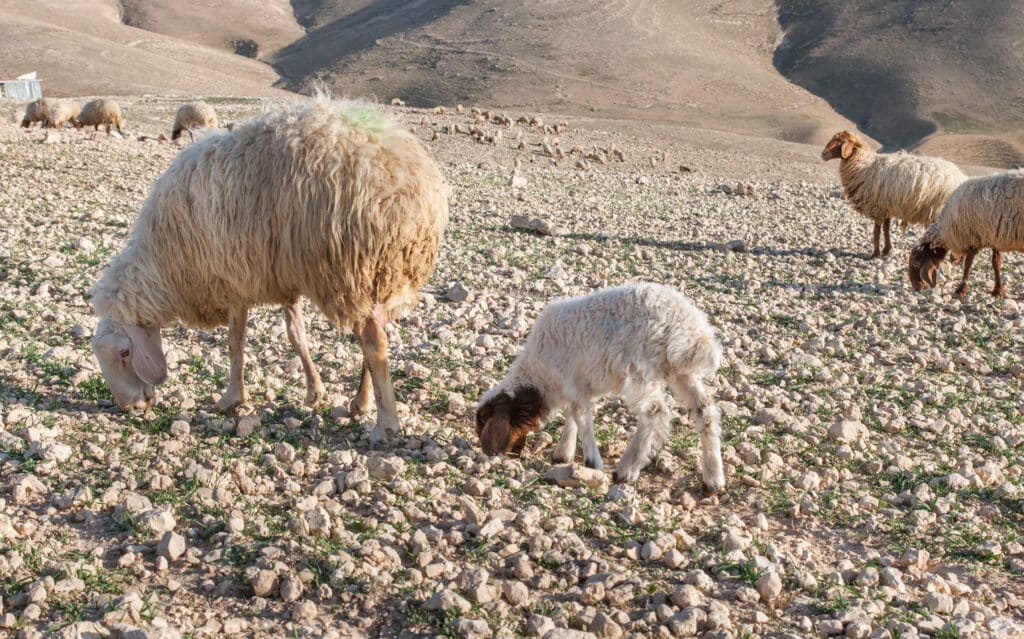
919, 169, 1024, 256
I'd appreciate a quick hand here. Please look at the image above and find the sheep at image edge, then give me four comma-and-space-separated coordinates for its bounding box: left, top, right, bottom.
90, 98, 450, 443
475, 283, 726, 490
822, 130, 966, 258
172, 101, 218, 141
909, 169, 1024, 299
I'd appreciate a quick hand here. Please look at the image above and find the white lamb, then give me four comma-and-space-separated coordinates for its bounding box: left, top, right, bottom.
475, 283, 726, 490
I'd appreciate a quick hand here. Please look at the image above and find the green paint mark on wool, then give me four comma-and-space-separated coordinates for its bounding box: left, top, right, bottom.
334, 101, 393, 134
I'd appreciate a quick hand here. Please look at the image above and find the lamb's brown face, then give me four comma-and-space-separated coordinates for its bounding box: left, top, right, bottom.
821, 131, 858, 161
475, 388, 548, 456
908, 242, 948, 291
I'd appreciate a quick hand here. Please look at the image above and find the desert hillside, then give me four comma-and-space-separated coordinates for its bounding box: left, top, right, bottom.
774, 0, 1024, 166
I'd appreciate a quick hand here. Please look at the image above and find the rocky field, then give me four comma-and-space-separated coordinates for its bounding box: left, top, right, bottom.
0, 98, 1022, 639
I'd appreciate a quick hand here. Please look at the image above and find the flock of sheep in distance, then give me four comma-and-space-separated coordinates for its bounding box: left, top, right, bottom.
15, 93, 1024, 491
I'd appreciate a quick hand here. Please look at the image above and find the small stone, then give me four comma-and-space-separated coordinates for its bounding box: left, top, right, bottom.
829, 420, 868, 443
157, 531, 186, 561
291, 600, 317, 621
544, 464, 607, 489
923, 591, 953, 614
755, 571, 783, 602
446, 282, 472, 303
236, 415, 259, 437
423, 589, 472, 613
251, 570, 277, 597
454, 618, 491, 639
502, 580, 530, 606
279, 573, 304, 603
222, 618, 248, 634
169, 420, 190, 437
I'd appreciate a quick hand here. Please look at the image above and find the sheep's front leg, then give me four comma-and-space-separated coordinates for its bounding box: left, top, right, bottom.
579, 406, 603, 470
353, 304, 400, 443
871, 221, 882, 259
992, 249, 1004, 297
670, 374, 725, 493
284, 303, 327, 407
882, 219, 892, 257
613, 389, 671, 483
953, 249, 978, 299
551, 408, 579, 464
216, 307, 248, 413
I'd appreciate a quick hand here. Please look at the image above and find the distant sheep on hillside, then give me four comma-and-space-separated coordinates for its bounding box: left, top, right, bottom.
90, 99, 449, 444
909, 170, 1024, 299
822, 131, 966, 258
77, 99, 124, 135
172, 102, 218, 141
21, 98, 55, 128
50, 101, 82, 129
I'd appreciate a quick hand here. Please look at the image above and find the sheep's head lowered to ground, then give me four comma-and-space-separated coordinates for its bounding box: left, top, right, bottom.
820, 131, 862, 161
908, 240, 949, 291
475, 387, 548, 456
92, 318, 168, 410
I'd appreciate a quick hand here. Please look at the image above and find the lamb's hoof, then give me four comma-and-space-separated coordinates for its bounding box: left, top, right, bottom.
702, 478, 726, 495
992, 287, 1004, 298
869, 252, 881, 260
305, 386, 329, 408
551, 453, 571, 464
953, 285, 968, 300
611, 468, 639, 484
584, 456, 604, 471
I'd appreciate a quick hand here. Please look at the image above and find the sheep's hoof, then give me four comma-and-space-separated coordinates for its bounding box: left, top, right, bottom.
953, 285, 968, 299
992, 286, 1004, 298
551, 452, 571, 464
584, 456, 604, 471
215, 393, 244, 413
349, 397, 370, 418
305, 386, 328, 407
611, 468, 638, 484
702, 479, 726, 495
368, 418, 401, 445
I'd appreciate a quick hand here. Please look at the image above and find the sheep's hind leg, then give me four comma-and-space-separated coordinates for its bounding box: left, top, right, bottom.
613, 387, 671, 483
354, 304, 401, 444
882, 219, 892, 257
669, 374, 725, 494
953, 249, 978, 299
216, 307, 248, 413
551, 407, 579, 464
992, 249, 1004, 297
349, 361, 373, 417
579, 406, 603, 470
284, 303, 327, 407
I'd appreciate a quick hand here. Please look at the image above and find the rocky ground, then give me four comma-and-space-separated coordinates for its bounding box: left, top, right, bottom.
0, 98, 1022, 639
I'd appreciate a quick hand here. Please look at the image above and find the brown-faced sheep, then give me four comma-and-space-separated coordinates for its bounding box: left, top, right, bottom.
822, 131, 966, 258
172, 101, 218, 141
90, 99, 449, 443
21, 98, 55, 128
50, 101, 82, 129
77, 99, 124, 134
475, 283, 725, 491
909, 170, 1024, 299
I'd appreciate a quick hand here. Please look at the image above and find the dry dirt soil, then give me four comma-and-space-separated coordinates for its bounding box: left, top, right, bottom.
0, 99, 1023, 639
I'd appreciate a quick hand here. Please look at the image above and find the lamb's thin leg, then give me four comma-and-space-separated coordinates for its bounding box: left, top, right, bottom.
669, 374, 725, 493
353, 304, 400, 443
551, 407, 579, 464
216, 307, 248, 413
613, 387, 672, 484
283, 303, 327, 407
953, 249, 978, 299
992, 249, 1004, 297
349, 361, 373, 417
882, 219, 892, 257
579, 406, 603, 470
871, 221, 882, 259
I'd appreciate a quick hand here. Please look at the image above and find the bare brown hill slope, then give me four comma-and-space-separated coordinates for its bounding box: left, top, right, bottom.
271, 0, 858, 146
774, 0, 1024, 167
0, 0, 287, 97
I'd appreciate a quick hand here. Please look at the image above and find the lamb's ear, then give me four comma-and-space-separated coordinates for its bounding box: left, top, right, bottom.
920, 261, 939, 289
841, 139, 856, 159
124, 325, 168, 385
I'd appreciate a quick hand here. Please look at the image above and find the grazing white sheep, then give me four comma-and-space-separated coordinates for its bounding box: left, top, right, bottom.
475, 283, 726, 490
91, 99, 449, 443
822, 131, 966, 258
172, 101, 218, 141
909, 169, 1024, 299
21, 98, 55, 128
50, 101, 81, 128
77, 99, 124, 134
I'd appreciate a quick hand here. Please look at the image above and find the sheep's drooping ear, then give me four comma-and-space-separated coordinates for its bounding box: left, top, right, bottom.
840, 139, 856, 159
512, 387, 547, 432
920, 261, 939, 289
124, 325, 168, 385
477, 393, 513, 455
